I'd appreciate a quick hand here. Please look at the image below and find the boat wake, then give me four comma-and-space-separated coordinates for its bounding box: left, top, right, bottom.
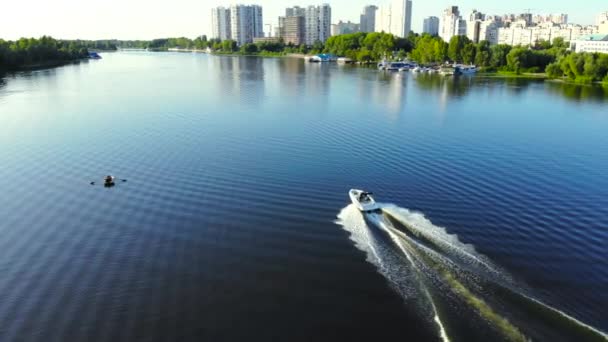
336, 203, 608, 342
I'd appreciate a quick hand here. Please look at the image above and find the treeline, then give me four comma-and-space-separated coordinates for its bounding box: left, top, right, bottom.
546, 53, 608, 83
0, 36, 89, 70
400, 34, 569, 73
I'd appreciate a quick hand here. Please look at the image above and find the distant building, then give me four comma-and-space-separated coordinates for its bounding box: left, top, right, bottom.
360, 5, 378, 33
570, 34, 608, 53
331, 21, 360, 36
423, 16, 439, 35
466, 10, 485, 43
440, 6, 466, 43
375, 5, 391, 33
305, 4, 332, 45
211, 7, 232, 40
281, 15, 306, 45
230, 5, 264, 46
497, 22, 598, 46
598, 11, 608, 33
374, 0, 412, 37
253, 37, 282, 44
391, 0, 413, 37
286, 6, 306, 17
479, 19, 501, 44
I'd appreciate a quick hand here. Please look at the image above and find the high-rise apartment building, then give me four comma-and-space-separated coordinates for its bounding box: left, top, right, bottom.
375, 5, 391, 33
305, 4, 332, 45
374, 0, 412, 37
440, 6, 466, 42
211, 7, 232, 40
360, 5, 378, 33
598, 11, 608, 33
423, 16, 439, 35
466, 10, 485, 43
286, 6, 306, 17
331, 21, 360, 36
281, 16, 306, 45
230, 5, 264, 46
390, 0, 413, 37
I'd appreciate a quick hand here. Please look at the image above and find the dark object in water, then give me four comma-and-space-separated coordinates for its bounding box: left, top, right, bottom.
104, 175, 115, 187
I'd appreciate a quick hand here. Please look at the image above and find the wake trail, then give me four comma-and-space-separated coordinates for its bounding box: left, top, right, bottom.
336, 205, 451, 342
336, 203, 608, 341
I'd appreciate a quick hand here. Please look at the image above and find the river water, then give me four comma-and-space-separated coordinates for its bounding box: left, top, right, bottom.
0, 52, 607, 341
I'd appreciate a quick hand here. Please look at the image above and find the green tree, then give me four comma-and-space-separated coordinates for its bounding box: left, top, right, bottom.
474, 40, 492, 67
490, 44, 512, 68
545, 62, 563, 78
447, 35, 471, 62
221, 40, 237, 52
240, 43, 258, 54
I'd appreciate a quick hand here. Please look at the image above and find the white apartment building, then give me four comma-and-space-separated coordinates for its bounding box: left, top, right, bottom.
230, 5, 264, 46
305, 4, 332, 45
374, 0, 413, 37
423, 16, 439, 35
598, 11, 608, 33
479, 20, 500, 44
497, 22, 598, 46
211, 7, 232, 40
360, 5, 378, 33
390, 0, 413, 37
570, 34, 608, 53
440, 6, 466, 43
466, 10, 485, 43
375, 5, 391, 33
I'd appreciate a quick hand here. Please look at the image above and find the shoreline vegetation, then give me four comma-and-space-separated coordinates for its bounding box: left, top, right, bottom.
0, 37, 89, 71
1, 34, 607, 85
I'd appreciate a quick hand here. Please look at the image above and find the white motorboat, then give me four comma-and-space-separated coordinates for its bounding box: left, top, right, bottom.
349, 189, 381, 212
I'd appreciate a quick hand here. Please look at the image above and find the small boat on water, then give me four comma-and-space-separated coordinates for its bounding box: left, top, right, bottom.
88, 52, 102, 59
440, 67, 456, 76
457, 65, 478, 74
349, 189, 381, 213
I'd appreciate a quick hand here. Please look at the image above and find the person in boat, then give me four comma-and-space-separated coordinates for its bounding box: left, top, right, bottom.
359, 192, 370, 202
104, 175, 115, 186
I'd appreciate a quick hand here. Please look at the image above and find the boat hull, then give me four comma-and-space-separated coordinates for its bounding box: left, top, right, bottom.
349, 189, 381, 212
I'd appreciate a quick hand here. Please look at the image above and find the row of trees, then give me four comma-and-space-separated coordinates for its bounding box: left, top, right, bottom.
546, 53, 608, 83
409, 34, 570, 73
0, 36, 89, 70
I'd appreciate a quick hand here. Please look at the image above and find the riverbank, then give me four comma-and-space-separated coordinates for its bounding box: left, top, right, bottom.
0, 58, 88, 72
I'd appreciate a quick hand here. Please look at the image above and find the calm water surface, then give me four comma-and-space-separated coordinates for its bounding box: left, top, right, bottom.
0, 52, 607, 341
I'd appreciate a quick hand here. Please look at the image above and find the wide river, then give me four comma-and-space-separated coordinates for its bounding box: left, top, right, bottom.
0, 52, 607, 342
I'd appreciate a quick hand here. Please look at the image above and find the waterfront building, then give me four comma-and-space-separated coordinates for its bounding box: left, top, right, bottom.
331, 21, 360, 36
479, 19, 500, 44
305, 4, 332, 45
440, 6, 466, 43
253, 37, 282, 44
286, 6, 306, 17
230, 4, 264, 46
374, 0, 412, 37
360, 5, 378, 33
211, 7, 232, 40
598, 11, 608, 33
497, 22, 598, 46
570, 34, 608, 53
280, 16, 306, 45
375, 5, 391, 33
423, 16, 439, 35
466, 10, 485, 43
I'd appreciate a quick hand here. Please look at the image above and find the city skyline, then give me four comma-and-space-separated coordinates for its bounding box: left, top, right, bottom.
0, 0, 606, 40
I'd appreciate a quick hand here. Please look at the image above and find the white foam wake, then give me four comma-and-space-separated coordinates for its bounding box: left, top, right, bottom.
336, 205, 451, 342
380, 203, 511, 283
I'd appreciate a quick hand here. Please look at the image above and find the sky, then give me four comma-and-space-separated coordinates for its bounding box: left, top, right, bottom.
0, 0, 605, 40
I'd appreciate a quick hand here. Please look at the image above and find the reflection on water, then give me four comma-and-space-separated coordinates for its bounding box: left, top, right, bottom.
545, 81, 608, 103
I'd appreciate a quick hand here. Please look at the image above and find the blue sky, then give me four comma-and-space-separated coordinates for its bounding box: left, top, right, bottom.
0, 0, 605, 40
